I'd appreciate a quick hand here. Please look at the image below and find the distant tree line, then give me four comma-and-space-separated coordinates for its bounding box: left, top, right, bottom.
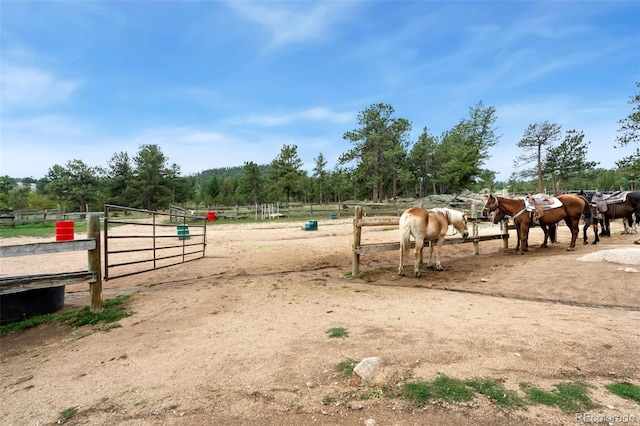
1, 83, 638, 212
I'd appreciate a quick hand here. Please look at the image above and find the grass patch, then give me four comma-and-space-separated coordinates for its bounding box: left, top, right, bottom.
520, 381, 597, 412
335, 358, 360, 377
404, 375, 475, 407
0, 221, 92, 238
0, 222, 69, 239
465, 377, 526, 408
56, 295, 132, 328
605, 382, 640, 404
58, 406, 78, 423
322, 395, 337, 405
0, 295, 133, 336
356, 267, 393, 282
0, 312, 53, 336
326, 327, 349, 339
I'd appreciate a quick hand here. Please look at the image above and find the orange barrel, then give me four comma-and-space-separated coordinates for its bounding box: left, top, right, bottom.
55, 220, 75, 241
207, 212, 217, 222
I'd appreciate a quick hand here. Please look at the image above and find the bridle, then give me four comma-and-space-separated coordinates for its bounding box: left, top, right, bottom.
449, 214, 468, 236
484, 195, 529, 220
483, 196, 499, 216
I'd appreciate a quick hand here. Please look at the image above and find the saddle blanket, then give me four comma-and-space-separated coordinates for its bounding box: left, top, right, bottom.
603, 191, 629, 204
524, 195, 563, 212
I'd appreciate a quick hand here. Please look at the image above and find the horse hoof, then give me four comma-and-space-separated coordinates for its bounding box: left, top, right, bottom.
567, 247, 575, 251
436, 266, 443, 271
415, 273, 421, 278
591, 241, 598, 245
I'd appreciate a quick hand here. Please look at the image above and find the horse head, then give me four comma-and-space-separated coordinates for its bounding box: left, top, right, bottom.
492, 208, 508, 224
482, 193, 499, 217
458, 213, 470, 239
447, 209, 469, 239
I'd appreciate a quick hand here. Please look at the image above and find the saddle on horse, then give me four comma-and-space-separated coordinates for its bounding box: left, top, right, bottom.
591, 191, 628, 215
525, 194, 561, 224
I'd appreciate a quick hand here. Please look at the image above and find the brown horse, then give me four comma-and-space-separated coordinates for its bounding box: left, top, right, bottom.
491, 208, 557, 251
398, 207, 469, 277
482, 193, 591, 254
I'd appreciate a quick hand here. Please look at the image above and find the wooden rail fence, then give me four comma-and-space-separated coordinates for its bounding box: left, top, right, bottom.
0, 214, 103, 313
352, 205, 510, 275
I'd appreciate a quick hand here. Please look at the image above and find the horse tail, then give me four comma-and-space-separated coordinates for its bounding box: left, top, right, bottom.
578, 195, 592, 220
399, 212, 412, 256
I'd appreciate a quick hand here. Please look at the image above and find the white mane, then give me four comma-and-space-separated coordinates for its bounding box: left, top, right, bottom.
430, 207, 466, 225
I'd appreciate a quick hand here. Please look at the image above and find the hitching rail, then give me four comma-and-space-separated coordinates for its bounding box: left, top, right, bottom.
352, 205, 510, 275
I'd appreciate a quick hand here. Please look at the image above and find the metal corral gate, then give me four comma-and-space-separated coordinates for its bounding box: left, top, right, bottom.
103, 205, 207, 280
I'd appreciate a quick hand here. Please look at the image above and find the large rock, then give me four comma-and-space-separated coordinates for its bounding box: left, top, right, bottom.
353, 357, 383, 381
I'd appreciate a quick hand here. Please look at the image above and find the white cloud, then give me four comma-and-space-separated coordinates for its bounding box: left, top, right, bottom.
226, 2, 355, 51
0, 117, 343, 178
487, 95, 632, 181
230, 107, 354, 127
1, 65, 81, 110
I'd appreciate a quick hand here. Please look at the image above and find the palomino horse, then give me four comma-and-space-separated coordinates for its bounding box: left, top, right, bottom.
482, 193, 590, 254
398, 207, 469, 277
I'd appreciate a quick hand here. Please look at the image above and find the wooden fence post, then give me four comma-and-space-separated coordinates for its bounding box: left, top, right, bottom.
471, 204, 480, 255
352, 206, 363, 276
87, 214, 103, 313
501, 220, 509, 250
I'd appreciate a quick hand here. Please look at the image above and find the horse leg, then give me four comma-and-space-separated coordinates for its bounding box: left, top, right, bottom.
426, 240, 435, 269
600, 217, 610, 236
567, 218, 578, 251
583, 221, 590, 244
624, 214, 636, 234
518, 224, 527, 254
398, 226, 408, 276
540, 224, 549, 248
434, 238, 444, 271
413, 239, 423, 277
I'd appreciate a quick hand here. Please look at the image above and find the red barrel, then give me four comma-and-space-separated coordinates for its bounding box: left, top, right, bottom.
55, 220, 75, 241
207, 212, 217, 222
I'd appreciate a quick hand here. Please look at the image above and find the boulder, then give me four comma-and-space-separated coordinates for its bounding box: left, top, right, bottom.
353, 357, 383, 381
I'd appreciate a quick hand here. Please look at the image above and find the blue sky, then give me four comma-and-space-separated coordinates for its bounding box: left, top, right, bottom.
1, 1, 638, 182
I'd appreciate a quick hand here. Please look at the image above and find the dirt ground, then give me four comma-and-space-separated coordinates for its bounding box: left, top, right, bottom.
1, 217, 639, 426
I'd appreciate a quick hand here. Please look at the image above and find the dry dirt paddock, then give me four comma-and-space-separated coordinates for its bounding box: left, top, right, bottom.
1, 217, 639, 426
